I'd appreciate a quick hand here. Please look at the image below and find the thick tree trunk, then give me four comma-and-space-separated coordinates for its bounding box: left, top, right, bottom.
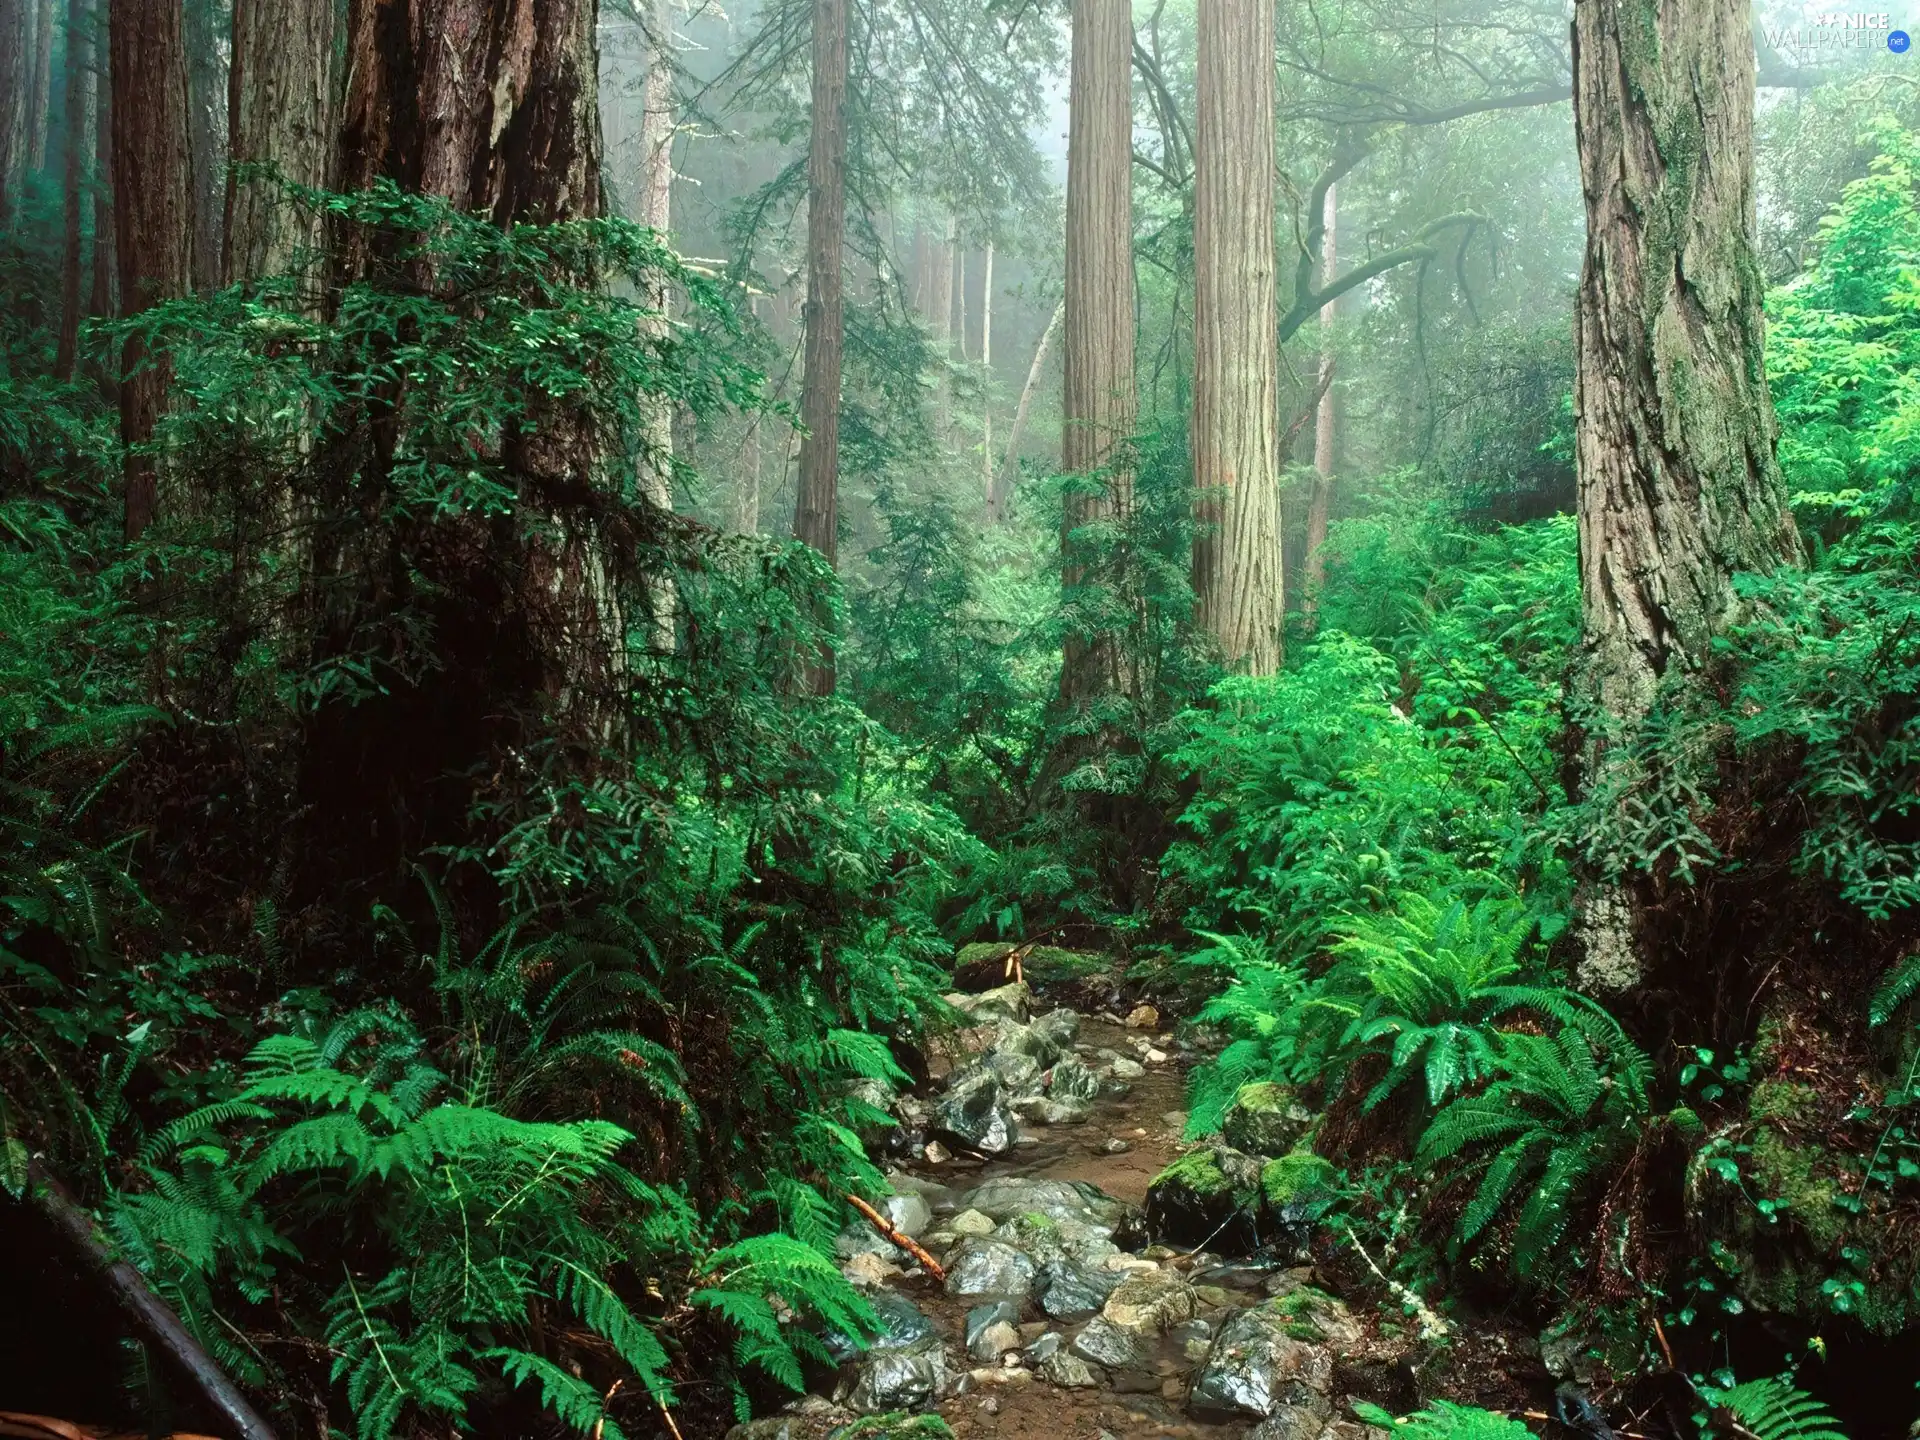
1190, 0, 1281, 675
1058, 0, 1135, 705
26, 0, 50, 171
790, 0, 847, 694
636, 0, 674, 510
185, 0, 225, 291
1571, 0, 1803, 991
0, 0, 26, 223
991, 297, 1060, 524
980, 241, 993, 501
1302, 181, 1338, 631
52, 0, 88, 377
224, 0, 336, 284
110, 0, 194, 541
87, 32, 111, 317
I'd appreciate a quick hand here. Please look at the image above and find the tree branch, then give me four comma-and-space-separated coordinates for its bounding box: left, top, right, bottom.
1280, 212, 1485, 344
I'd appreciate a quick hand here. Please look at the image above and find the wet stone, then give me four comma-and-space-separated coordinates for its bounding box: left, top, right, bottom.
1244, 1395, 1334, 1440
993, 1020, 1064, 1067
880, 1191, 934, 1238
968, 1320, 1022, 1362
1047, 1054, 1102, 1101
931, 1066, 1018, 1156
1071, 1315, 1151, 1371
949, 1208, 997, 1237
848, 1336, 953, 1414
965, 1299, 1024, 1348
987, 1050, 1045, 1096
1033, 1008, 1082, 1047
956, 1176, 1128, 1228
1038, 1257, 1123, 1318
1101, 1270, 1198, 1334
1024, 1331, 1064, 1363
945, 1239, 1038, 1300
1187, 1303, 1335, 1419
1035, 1096, 1092, 1126
1038, 1351, 1102, 1389
828, 1289, 937, 1362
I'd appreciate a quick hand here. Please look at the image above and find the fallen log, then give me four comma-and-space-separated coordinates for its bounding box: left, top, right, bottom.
23, 1162, 279, 1440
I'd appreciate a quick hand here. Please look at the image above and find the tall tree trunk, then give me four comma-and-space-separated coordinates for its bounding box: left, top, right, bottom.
1058, 0, 1135, 705
980, 241, 993, 501
991, 296, 1060, 524
929, 213, 953, 434
111, 0, 194, 541
1190, 0, 1281, 674
0, 0, 26, 223
184, 0, 225, 290
1571, 0, 1803, 992
26, 0, 51, 170
1301, 180, 1337, 631
790, 0, 847, 695
87, 31, 111, 317
52, 0, 89, 377
224, 0, 336, 284
633, 0, 677, 648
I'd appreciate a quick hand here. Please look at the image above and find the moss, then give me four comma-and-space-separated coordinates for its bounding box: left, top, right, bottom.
1152, 1147, 1233, 1198
1261, 1151, 1336, 1209
1749, 1078, 1819, 1127
955, 942, 1105, 983
1746, 1128, 1846, 1252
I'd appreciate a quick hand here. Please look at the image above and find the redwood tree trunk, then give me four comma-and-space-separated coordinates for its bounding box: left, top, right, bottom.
224, 0, 336, 284
1190, 0, 1281, 675
111, 0, 194, 541
1571, 0, 1803, 990
790, 0, 847, 695
0, 0, 26, 224
53, 0, 89, 378
88, 35, 112, 318
26, 0, 51, 171
184, 0, 225, 290
1302, 181, 1338, 630
1058, 0, 1136, 705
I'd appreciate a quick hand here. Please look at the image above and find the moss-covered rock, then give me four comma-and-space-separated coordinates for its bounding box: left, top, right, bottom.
1145, 1145, 1264, 1254
1261, 1151, 1336, 1210
1222, 1081, 1314, 1157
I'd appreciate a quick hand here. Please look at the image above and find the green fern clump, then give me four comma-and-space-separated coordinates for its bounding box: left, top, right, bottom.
1351, 1400, 1536, 1439
1700, 1375, 1848, 1440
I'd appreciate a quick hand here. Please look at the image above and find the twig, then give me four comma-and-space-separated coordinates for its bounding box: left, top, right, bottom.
844, 1193, 947, 1282
1651, 1312, 1676, 1370
1341, 1223, 1448, 1341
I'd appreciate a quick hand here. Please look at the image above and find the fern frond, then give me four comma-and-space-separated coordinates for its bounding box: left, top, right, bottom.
1711, 1376, 1849, 1440
487, 1348, 629, 1440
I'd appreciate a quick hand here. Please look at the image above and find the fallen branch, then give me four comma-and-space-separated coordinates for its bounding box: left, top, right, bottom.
1340, 1223, 1448, 1341
23, 1161, 280, 1440
844, 1193, 946, 1282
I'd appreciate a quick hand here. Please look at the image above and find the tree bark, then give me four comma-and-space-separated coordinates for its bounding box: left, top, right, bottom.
929, 212, 954, 434
636, 0, 674, 510
1190, 0, 1281, 675
1059, 0, 1136, 705
224, 0, 336, 284
52, 0, 88, 377
991, 296, 1060, 524
184, 0, 225, 291
1302, 181, 1337, 631
790, 0, 847, 695
111, 0, 194, 541
0, 0, 26, 224
87, 27, 111, 318
980, 240, 993, 501
1571, 0, 1803, 991
26, 0, 50, 171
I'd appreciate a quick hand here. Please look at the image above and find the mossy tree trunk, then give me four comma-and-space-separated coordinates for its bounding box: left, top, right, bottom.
1190, 0, 1282, 675
224, 0, 336, 285
1570, 0, 1803, 990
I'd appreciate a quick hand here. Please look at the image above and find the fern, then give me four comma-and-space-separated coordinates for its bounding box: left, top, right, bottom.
1705, 1376, 1848, 1440
1871, 953, 1920, 1026
489, 1348, 629, 1440
1352, 1400, 1536, 1438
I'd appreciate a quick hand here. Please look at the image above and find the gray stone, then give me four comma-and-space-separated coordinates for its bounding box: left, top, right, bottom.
1221, 1082, 1316, 1159
1187, 1304, 1334, 1419
956, 1176, 1127, 1228
725, 1397, 855, 1440
1110, 1056, 1146, 1080
951, 982, 1031, 1024
834, 1220, 903, 1262
880, 1191, 934, 1238
847, 1336, 953, 1413
1038, 1257, 1123, 1318
1033, 1008, 1082, 1047
826, 1289, 937, 1362
1036, 1096, 1092, 1126
1046, 1053, 1102, 1101
969, 1321, 1022, 1362
931, 1066, 1018, 1156
993, 1020, 1064, 1067
1071, 1315, 1150, 1371
945, 1239, 1038, 1299
1244, 1396, 1335, 1440
987, 1050, 1045, 1096
949, 1208, 997, 1237
965, 1299, 1023, 1348
1024, 1331, 1064, 1363
1038, 1351, 1102, 1389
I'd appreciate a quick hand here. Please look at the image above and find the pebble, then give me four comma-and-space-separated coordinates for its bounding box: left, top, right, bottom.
1098, 1137, 1131, 1154
1144, 1047, 1168, 1064
841, 1251, 900, 1288
1125, 1004, 1160, 1028
924, 1140, 951, 1164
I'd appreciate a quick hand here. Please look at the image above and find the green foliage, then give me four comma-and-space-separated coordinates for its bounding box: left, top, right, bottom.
1351, 1400, 1536, 1439
1699, 1376, 1849, 1440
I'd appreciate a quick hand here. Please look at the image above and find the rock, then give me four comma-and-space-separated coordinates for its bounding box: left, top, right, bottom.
835, 1221, 904, 1261
843, 1077, 899, 1146
923, 1140, 951, 1164
1038, 1352, 1102, 1389
827, 1289, 938, 1361
931, 1066, 1019, 1155
1109, 1056, 1146, 1080
1025, 1331, 1064, 1363
1099, 1138, 1132, 1154
1127, 1004, 1161, 1029
848, 1336, 953, 1414
945, 1239, 1038, 1299
956, 1176, 1129, 1229
1036, 1096, 1092, 1126
965, 1299, 1024, 1348
1187, 1303, 1334, 1419
880, 1191, 934, 1238
1222, 1082, 1316, 1158
1046, 1054, 1101, 1101
950, 1208, 997, 1237
959, 1365, 1033, 1391
993, 1020, 1064, 1067
1071, 1315, 1151, 1371
1033, 1008, 1082, 1047
986, 1050, 1045, 1096
1101, 1271, 1198, 1334
1161, 1378, 1187, 1402
1244, 1396, 1336, 1440
842, 1251, 901, 1288
969, 1321, 1022, 1362
1039, 1257, 1123, 1318
1144, 1048, 1168, 1064
952, 982, 1031, 1024
1145, 1146, 1265, 1255
725, 1397, 856, 1440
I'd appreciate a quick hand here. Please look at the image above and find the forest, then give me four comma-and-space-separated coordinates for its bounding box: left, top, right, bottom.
5, 0, 1920, 1438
